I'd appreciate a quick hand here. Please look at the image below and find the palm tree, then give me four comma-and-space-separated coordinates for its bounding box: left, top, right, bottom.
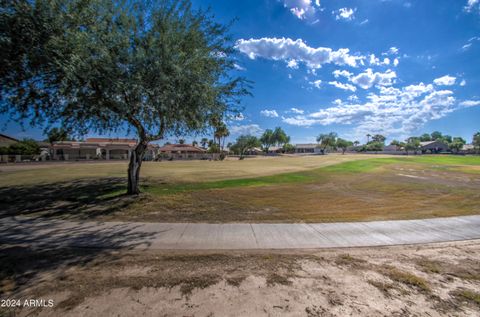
192, 140, 198, 147
366, 134, 371, 144
200, 138, 209, 149
353, 140, 360, 147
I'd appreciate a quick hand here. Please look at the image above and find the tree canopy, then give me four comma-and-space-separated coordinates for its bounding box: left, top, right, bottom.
316, 132, 337, 154
1, 0, 249, 194
230, 135, 260, 159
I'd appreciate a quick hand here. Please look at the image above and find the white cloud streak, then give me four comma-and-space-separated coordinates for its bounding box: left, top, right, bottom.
260, 109, 279, 117
229, 124, 263, 136
281, 80, 473, 138
433, 75, 456, 86
235, 37, 364, 69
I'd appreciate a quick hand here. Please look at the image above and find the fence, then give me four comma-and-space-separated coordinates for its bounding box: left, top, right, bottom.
0, 155, 46, 163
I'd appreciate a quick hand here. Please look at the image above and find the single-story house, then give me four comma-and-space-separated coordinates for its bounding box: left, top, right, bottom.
52, 138, 158, 160
460, 144, 476, 154
0, 133, 19, 147
158, 144, 207, 159
295, 143, 322, 154
420, 140, 449, 153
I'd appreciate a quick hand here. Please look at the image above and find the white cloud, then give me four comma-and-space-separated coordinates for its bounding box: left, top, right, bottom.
350, 69, 397, 89
460, 79, 467, 86
369, 54, 391, 66
229, 124, 263, 136
333, 69, 352, 79
310, 79, 322, 89
287, 59, 299, 69
388, 47, 399, 55
459, 100, 480, 107
464, 0, 479, 12
282, 80, 460, 138
281, 115, 317, 126
359, 19, 369, 25
233, 63, 246, 71
329, 81, 357, 92
228, 113, 245, 121
347, 95, 359, 102
393, 58, 399, 67
235, 37, 364, 69
283, 0, 318, 20
260, 109, 279, 118
290, 107, 305, 114
433, 75, 456, 86
462, 43, 472, 51
334, 8, 356, 21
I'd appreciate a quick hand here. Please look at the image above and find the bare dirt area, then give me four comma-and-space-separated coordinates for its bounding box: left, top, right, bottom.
1, 241, 480, 317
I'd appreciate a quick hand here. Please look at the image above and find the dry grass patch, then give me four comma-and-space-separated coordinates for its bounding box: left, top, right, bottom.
379, 265, 431, 293
452, 288, 480, 307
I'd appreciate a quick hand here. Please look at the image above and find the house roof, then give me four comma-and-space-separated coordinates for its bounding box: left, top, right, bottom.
158, 144, 206, 153
295, 143, 317, 149
86, 138, 137, 144
0, 133, 19, 143
420, 140, 448, 147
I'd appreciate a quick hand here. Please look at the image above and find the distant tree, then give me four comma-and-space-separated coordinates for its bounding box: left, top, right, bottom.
7, 139, 41, 155
336, 138, 353, 154
419, 133, 432, 142
200, 138, 209, 149
316, 132, 337, 154
366, 141, 384, 154
273, 127, 289, 149
371, 134, 386, 144
390, 140, 402, 151
164, 142, 171, 145
207, 143, 220, 154
1, 0, 249, 195
178, 139, 186, 145
282, 143, 295, 154
405, 138, 420, 155
45, 127, 71, 144
192, 140, 198, 147
214, 123, 229, 151
260, 129, 275, 153
430, 131, 443, 140
231, 135, 260, 159
473, 132, 480, 153
449, 137, 466, 153
441, 135, 453, 143
366, 134, 371, 144
353, 140, 360, 147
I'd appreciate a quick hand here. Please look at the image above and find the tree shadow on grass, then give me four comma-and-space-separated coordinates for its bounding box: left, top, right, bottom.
0, 217, 160, 298
0, 178, 136, 220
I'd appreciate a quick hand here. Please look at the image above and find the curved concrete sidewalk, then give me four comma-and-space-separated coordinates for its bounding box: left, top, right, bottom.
1, 215, 480, 250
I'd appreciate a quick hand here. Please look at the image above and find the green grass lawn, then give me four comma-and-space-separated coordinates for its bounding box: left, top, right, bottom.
1, 155, 479, 223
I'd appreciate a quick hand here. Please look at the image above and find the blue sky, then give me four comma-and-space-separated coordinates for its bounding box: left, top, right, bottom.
1, 0, 479, 144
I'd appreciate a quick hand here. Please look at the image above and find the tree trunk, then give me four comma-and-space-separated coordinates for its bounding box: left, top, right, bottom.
127, 140, 148, 195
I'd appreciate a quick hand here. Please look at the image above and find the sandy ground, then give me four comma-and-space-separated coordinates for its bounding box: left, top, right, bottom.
2, 240, 479, 317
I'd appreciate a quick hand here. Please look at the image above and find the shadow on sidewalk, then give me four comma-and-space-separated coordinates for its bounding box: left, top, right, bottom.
0, 217, 158, 297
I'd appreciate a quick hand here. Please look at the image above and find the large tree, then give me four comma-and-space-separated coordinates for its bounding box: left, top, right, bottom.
230, 135, 260, 159
316, 132, 337, 154
449, 137, 466, 154
1, 0, 248, 194
259, 129, 275, 153
336, 138, 353, 154
473, 132, 480, 153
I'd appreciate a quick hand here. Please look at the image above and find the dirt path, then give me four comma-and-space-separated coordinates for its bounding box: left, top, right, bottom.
2, 241, 479, 316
